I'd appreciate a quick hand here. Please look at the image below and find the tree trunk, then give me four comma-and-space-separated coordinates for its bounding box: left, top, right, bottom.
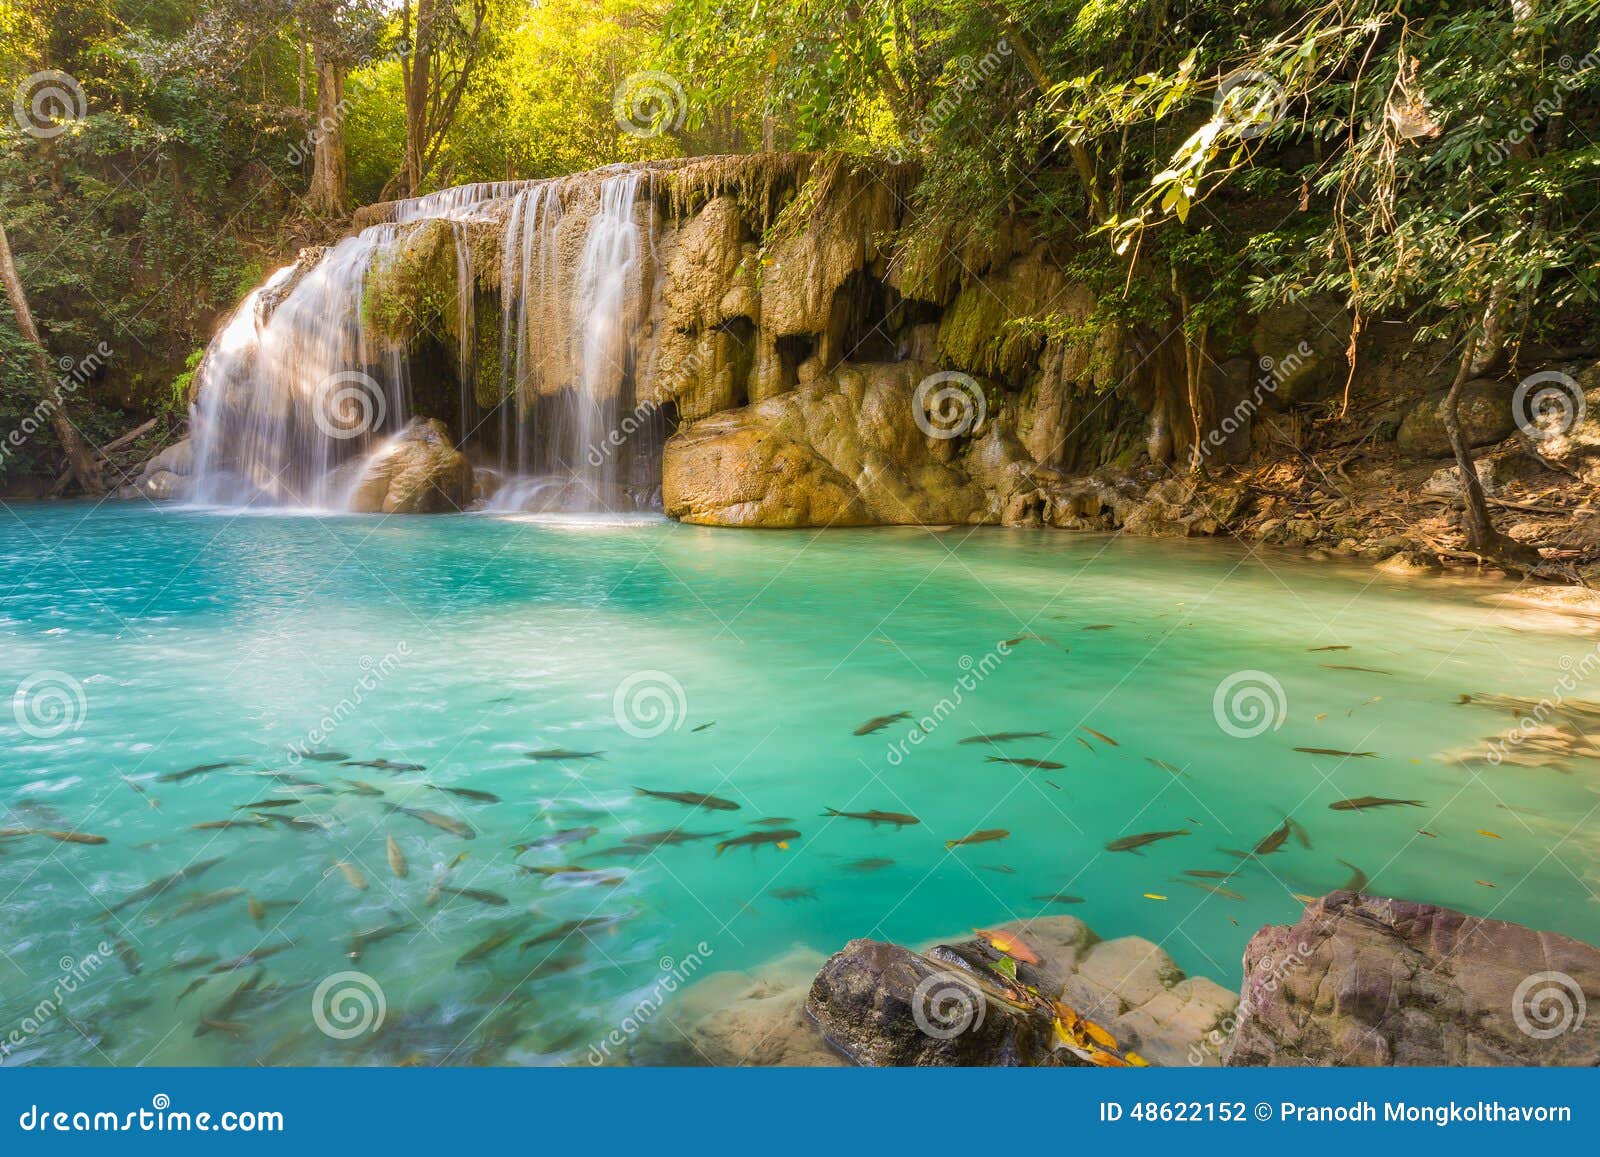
0, 220, 104, 494
305, 44, 348, 215
1441, 331, 1533, 564
402, 0, 433, 196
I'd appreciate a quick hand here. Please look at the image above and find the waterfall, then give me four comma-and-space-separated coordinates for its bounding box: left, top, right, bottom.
184, 170, 664, 514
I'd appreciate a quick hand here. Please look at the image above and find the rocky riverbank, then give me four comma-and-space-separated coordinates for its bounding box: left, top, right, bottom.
632, 893, 1600, 1067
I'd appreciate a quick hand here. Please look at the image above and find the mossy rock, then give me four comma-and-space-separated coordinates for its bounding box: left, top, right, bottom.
363, 219, 459, 348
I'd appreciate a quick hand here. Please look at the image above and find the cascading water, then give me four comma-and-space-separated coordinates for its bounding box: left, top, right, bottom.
185, 171, 663, 514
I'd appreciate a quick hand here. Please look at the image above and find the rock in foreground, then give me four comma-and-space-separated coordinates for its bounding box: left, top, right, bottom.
1224, 891, 1600, 1066
340, 418, 472, 514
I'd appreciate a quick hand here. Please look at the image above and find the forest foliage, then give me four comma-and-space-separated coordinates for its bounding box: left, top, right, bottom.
2, 0, 1599, 488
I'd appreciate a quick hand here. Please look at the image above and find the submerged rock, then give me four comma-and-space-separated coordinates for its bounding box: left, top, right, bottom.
340, 418, 472, 514
1223, 891, 1600, 1066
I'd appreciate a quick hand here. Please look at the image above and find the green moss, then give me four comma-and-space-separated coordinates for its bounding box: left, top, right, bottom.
362, 219, 459, 348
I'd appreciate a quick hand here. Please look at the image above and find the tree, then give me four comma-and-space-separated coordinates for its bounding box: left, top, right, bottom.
0, 219, 104, 494
397, 0, 489, 195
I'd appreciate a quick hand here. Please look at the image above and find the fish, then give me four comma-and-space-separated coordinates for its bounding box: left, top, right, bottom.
299, 751, 350, 762
753, 817, 795, 826
457, 923, 521, 966
1044, 780, 1064, 791
1105, 829, 1189, 853
984, 757, 1065, 770
692, 722, 716, 732
1477, 829, 1503, 840
438, 886, 508, 907
337, 779, 385, 797
1254, 820, 1291, 856
843, 857, 895, 872
1418, 828, 1440, 838
1082, 624, 1114, 630
1032, 893, 1086, 905
520, 917, 616, 950
1291, 892, 1319, 903
1144, 893, 1168, 901
510, 826, 598, 853
247, 895, 265, 926
189, 818, 267, 831
1338, 859, 1369, 892
1185, 869, 1235, 879
114, 938, 142, 975
770, 887, 817, 902
1074, 737, 1095, 752
342, 759, 426, 771
328, 861, 366, 893
852, 712, 911, 736
1183, 880, 1245, 901
1288, 817, 1313, 849
194, 968, 264, 1035
1, 828, 109, 845
634, 787, 739, 811
714, 829, 798, 855
978, 864, 1016, 875
1308, 645, 1350, 652
432, 785, 501, 804
386, 835, 407, 879
234, 798, 300, 810
821, 807, 920, 827
1001, 632, 1064, 648
388, 805, 476, 839
157, 760, 245, 783
254, 813, 329, 833
524, 748, 604, 761
346, 919, 415, 961
164, 953, 219, 973
520, 864, 600, 877
1320, 664, 1392, 674
1145, 758, 1184, 775
1081, 726, 1118, 747
157, 887, 248, 923
1476, 879, 1497, 888
120, 776, 159, 809
208, 943, 294, 973
1296, 748, 1379, 758
103, 858, 226, 917
958, 732, 1052, 745
1328, 796, 1424, 811
945, 829, 1010, 850
614, 829, 726, 849
175, 976, 211, 1004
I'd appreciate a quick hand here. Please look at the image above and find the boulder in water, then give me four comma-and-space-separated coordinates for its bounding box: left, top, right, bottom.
1223, 891, 1600, 1066
341, 418, 472, 514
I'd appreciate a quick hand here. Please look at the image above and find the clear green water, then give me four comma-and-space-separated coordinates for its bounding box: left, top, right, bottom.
2, 502, 1597, 1065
